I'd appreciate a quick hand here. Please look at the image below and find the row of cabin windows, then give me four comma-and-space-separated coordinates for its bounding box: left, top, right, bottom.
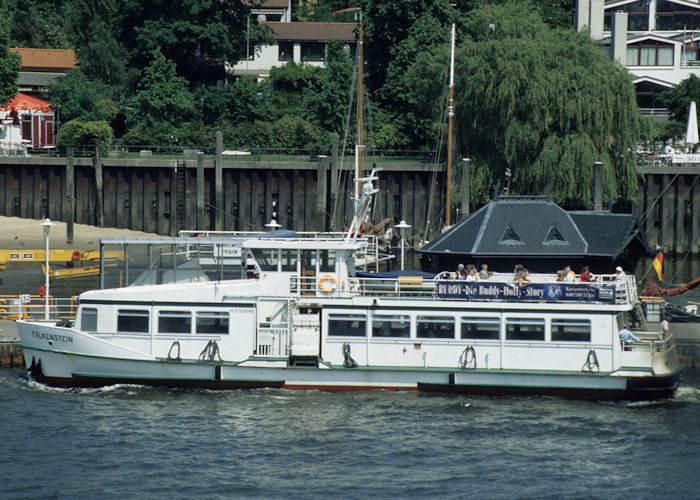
81, 308, 229, 335
328, 315, 591, 342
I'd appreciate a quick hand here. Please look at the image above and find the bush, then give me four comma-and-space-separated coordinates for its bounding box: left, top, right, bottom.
56, 119, 113, 148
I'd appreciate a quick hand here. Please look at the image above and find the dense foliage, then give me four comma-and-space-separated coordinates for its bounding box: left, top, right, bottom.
0, 0, 653, 206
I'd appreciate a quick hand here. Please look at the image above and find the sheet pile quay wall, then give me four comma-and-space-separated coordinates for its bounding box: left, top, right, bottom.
0, 158, 699, 254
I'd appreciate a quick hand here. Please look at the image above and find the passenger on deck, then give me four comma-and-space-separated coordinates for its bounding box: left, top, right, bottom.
556, 270, 566, 281
479, 264, 489, 280
455, 263, 466, 280
619, 324, 640, 343
513, 264, 524, 281
580, 266, 595, 282
466, 268, 479, 281
518, 269, 531, 288
615, 266, 626, 281
564, 266, 576, 282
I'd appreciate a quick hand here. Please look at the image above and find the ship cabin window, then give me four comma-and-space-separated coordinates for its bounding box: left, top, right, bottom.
328, 314, 366, 337
372, 315, 410, 338
505, 318, 544, 341
252, 249, 279, 272
196, 312, 229, 334
319, 250, 335, 273
281, 249, 297, 272
158, 311, 192, 334
551, 319, 591, 342
81, 307, 97, 332
417, 316, 455, 339
117, 309, 150, 333
461, 317, 500, 340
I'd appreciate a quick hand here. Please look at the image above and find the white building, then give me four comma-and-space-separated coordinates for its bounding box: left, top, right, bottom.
230, 21, 357, 80
577, 0, 700, 120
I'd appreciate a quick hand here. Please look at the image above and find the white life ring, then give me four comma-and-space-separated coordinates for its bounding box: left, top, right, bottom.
318, 273, 338, 293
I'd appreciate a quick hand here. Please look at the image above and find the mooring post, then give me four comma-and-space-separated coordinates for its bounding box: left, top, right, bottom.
461, 158, 471, 218
197, 151, 205, 230
66, 147, 75, 243
317, 155, 328, 232
215, 131, 223, 231
94, 138, 104, 227
330, 132, 339, 230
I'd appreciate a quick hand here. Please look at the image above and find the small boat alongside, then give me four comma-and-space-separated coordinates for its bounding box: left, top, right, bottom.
17, 173, 681, 400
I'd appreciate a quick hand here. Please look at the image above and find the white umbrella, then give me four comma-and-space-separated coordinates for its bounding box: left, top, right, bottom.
686, 100, 699, 146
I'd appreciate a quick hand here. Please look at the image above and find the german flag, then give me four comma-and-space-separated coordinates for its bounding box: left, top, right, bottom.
652, 251, 664, 281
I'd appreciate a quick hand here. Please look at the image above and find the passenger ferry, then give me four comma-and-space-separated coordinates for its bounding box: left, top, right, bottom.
17, 173, 681, 399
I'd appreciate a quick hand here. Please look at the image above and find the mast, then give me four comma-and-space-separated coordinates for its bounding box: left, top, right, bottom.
356, 10, 364, 198
446, 23, 456, 227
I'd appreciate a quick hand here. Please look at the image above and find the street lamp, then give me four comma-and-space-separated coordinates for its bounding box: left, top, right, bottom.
265, 219, 281, 236
41, 218, 55, 320
396, 220, 411, 270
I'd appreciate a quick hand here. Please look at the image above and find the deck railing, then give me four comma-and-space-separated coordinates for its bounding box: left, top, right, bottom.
287, 273, 637, 305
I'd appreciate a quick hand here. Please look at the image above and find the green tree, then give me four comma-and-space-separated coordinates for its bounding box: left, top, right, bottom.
48, 69, 120, 123
0, 18, 21, 103
659, 74, 700, 122
56, 119, 113, 148
304, 39, 354, 133
1, 0, 71, 48
405, 0, 641, 207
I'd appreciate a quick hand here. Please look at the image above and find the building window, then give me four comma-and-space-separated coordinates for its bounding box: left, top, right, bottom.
158, 311, 192, 334
461, 317, 500, 340
417, 316, 455, 339
372, 315, 410, 338
551, 319, 591, 342
656, 0, 700, 31
683, 40, 700, 65
505, 318, 544, 341
301, 42, 325, 61
604, 1, 649, 31
279, 42, 293, 61
196, 312, 229, 334
117, 309, 150, 333
627, 42, 674, 66
81, 308, 97, 332
328, 314, 366, 337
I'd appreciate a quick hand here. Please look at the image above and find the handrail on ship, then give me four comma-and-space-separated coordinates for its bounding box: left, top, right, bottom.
284, 273, 638, 305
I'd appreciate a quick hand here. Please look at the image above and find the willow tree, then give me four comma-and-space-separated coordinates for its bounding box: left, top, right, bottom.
406, 0, 641, 208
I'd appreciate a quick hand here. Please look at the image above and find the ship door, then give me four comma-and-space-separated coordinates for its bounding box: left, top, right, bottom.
301, 250, 316, 295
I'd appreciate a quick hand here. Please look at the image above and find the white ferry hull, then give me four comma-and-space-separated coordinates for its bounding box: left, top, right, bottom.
21, 344, 680, 400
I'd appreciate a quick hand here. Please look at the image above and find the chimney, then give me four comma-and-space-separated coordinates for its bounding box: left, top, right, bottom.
612, 11, 628, 65
589, 0, 605, 40
576, 0, 590, 32
593, 161, 603, 211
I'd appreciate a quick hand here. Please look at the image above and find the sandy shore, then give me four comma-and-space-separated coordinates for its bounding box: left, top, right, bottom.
0, 216, 159, 251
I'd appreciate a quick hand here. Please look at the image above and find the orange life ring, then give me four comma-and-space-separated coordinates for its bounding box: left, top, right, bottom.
318, 273, 338, 293
72, 250, 81, 261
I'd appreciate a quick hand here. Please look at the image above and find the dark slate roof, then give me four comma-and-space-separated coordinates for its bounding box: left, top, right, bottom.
568, 211, 651, 257
266, 22, 357, 42
418, 197, 647, 259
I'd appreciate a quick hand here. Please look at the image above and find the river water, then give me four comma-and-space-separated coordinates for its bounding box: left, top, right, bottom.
1, 369, 698, 499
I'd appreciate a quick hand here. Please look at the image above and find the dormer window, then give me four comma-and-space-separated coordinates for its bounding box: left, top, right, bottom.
544, 226, 567, 245
499, 224, 523, 245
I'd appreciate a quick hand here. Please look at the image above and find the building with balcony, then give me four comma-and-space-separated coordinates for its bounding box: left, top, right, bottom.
576, 0, 700, 120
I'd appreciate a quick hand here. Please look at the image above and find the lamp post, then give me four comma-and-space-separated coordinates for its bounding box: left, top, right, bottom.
396, 220, 411, 270
265, 219, 281, 236
41, 218, 54, 320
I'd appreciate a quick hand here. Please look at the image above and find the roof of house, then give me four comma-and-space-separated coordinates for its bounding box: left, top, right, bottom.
10, 48, 77, 72
417, 197, 650, 260
266, 22, 356, 42
244, 0, 290, 7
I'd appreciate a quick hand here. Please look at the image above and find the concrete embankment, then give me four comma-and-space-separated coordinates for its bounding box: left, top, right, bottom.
0, 320, 23, 368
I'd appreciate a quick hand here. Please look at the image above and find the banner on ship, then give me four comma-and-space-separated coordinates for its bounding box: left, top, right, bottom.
436, 281, 616, 302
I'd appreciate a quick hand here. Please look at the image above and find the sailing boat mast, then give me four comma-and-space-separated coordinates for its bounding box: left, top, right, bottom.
356, 9, 364, 198
446, 23, 456, 227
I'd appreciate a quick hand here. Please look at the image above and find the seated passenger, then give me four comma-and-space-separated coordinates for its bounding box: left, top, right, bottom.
466, 268, 479, 281
556, 270, 566, 281
580, 266, 595, 282
479, 264, 489, 280
564, 266, 576, 282
455, 263, 466, 280
518, 269, 531, 288
513, 264, 524, 281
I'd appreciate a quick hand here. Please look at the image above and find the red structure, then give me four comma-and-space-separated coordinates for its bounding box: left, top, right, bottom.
0, 93, 54, 149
